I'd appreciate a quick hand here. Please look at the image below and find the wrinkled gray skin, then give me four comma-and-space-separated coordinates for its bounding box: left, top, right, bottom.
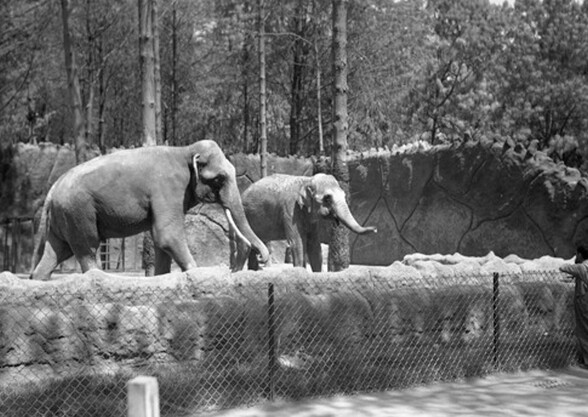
230, 173, 377, 272
31, 140, 269, 280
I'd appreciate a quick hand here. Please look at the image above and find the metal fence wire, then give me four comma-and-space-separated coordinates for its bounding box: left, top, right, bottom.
0, 269, 577, 417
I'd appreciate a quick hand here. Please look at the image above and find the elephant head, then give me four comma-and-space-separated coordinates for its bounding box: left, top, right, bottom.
190, 141, 270, 262
299, 173, 377, 235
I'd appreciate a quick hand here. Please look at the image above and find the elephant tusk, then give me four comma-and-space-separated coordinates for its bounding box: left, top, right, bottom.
225, 209, 252, 248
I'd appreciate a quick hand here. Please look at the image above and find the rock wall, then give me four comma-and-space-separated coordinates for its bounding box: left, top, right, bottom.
0, 143, 81, 219
0, 255, 575, 381
2, 139, 588, 270
348, 140, 588, 264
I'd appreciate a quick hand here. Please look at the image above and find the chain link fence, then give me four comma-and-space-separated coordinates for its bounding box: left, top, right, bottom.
0, 268, 577, 416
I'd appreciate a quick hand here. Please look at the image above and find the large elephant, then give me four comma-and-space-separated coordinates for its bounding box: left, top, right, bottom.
230, 173, 376, 272
31, 140, 269, 280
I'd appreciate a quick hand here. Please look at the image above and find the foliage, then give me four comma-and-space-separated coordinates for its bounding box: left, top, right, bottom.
2, 0, 588, 167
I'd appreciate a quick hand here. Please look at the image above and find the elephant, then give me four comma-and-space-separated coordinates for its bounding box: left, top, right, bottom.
31, 140, 269, 280
230, 173, 377, 272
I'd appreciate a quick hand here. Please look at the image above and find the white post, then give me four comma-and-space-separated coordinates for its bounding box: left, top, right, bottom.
128, 376, 160, 417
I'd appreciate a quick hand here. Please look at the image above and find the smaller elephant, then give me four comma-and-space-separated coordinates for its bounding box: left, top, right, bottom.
230, 173, 377, 272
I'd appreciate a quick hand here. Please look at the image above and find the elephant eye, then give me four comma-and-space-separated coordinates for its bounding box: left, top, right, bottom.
322, 194, 333, 205
205, 175, 225, 189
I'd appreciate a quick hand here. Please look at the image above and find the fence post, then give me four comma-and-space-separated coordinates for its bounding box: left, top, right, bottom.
492, 272, 500, 367
128, 376, 160, 417
3, 221, 9, 271
11, 219, 19, 272
267, 282, 276, 401
122, 237, 126, 271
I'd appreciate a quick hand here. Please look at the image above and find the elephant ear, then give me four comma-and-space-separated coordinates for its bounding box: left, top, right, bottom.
192, 154, 200, 183
297, 181, 315, 213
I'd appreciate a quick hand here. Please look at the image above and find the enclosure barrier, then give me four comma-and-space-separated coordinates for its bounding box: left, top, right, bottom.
0, 216, 34, 273
0, 269, 576, 417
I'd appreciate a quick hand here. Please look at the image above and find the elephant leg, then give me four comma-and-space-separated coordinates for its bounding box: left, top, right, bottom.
152, 218, 197, 272
31, 232, 73, 280
67, 227, 101, 273
284, 245, 293, 264
71, 241, 100, 273
247, 250, 260, 271
154, 246, 172, 275
307, 229, 323, 272
286, 229, 305, 268
75, 252, 100, 272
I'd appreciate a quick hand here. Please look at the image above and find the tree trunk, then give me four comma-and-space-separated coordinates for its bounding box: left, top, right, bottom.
328, 0, 350, 272
258, 0, 268, 177
242, 32, 251, 153
138, 0, 161, 275
152, 0, 162, 144
315, 36, 324, 156
60, 0, 88, 164
97, 34, 106, 154
171, 5, 178, 145
84, 0, 94, 148
289, 0, 307, 156
139, 0, 157, 147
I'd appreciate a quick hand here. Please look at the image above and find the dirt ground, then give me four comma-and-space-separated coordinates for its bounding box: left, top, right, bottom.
196, 367, 588, 417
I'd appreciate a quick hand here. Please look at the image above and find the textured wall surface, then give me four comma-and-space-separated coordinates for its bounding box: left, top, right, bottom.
0, 254, 573, 375
348, 140, 588, 264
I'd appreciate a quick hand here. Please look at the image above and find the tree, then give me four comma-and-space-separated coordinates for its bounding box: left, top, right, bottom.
167, 4, 179, 144
258, 0, 268, 177
138, 0, 158, 147
288, 0, 311, 155
60, 0, 89, 163
345, 0, 433, 149
497, 0, 588, 157
328, 0, 349, 272
402, 0, 505, 144
0, 1, 52, 144
138, 0, 162, 275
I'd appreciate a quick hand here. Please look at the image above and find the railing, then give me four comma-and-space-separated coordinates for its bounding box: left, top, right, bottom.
0, 269, 576, 417
0, 216, 34, 273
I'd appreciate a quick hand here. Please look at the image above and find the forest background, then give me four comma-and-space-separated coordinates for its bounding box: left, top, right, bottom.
3, 0, 588, 168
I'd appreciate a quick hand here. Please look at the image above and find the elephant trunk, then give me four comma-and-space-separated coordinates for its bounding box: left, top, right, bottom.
220, 184, 270, 263
332, 194, 377, 235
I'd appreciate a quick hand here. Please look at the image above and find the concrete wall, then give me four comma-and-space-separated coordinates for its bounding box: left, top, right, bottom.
348, 140, 588, 264
0, 254, 574, 379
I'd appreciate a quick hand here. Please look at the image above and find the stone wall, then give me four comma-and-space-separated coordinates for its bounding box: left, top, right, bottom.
0, 255, 575, 380
348, 140, 588, 264
2, 139, 588, 270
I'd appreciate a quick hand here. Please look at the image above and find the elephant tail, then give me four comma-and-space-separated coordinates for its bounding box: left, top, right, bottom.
30, 194, 52, 277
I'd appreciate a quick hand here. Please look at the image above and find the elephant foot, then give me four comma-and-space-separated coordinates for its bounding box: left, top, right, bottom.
247, 250, 263, 271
